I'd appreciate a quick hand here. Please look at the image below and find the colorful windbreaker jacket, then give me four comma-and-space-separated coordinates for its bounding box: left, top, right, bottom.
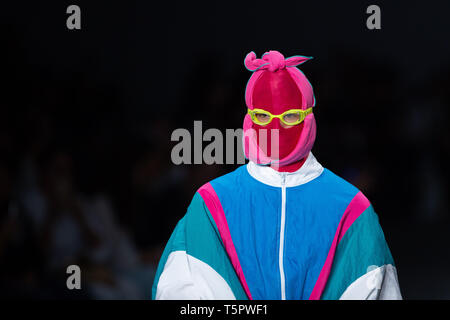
152, 153, 402, 300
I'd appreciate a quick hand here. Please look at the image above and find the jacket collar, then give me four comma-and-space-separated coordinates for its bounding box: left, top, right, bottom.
246, 152, 324, 188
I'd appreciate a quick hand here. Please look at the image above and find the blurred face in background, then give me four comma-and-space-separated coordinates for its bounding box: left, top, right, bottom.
41, 152, 74, 209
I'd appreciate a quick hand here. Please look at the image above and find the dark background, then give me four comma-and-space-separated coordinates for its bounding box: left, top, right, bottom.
1, 1, 449, 299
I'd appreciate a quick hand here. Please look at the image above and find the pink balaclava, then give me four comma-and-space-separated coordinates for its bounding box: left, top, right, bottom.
243, 50, 317, 169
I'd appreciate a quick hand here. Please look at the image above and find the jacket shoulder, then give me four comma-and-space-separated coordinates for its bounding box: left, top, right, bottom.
197, 164, 248, 194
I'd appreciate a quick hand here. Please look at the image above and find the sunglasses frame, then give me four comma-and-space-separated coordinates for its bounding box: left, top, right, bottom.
247, 107, 313, 126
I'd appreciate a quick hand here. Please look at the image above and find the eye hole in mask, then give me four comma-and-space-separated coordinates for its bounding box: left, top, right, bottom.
248, 108, 312, 126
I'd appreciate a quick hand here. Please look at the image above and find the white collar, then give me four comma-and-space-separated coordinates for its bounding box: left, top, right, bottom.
246, 152, 324, 188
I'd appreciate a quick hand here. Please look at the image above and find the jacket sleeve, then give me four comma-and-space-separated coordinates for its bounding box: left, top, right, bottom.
151, 192, 246, 300
339, 264, 402, 299
321, 202, 402, 300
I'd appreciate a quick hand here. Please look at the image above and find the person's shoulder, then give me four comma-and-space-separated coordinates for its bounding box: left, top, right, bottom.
206, 164, 248, 189
313, 167, 373, 211
317, 168, 377, 229
188, 165, 248, 219
317, 168, 361, 194
189, 164, 247, 199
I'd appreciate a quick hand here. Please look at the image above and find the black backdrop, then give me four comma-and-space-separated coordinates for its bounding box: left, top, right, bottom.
1, 1, 449, 299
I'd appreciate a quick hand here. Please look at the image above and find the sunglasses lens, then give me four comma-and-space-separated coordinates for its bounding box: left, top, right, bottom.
282, 111, 301, 124
254, 112, 271, 124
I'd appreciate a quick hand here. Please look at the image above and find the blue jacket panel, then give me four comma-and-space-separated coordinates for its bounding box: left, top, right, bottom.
209, 165, 359, 300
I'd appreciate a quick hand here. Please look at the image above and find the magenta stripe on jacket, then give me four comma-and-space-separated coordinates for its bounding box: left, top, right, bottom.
198, 183, 253, 300
309, 191, 371, 299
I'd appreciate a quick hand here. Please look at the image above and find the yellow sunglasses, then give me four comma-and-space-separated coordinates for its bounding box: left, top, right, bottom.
247, 107, 313, 126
